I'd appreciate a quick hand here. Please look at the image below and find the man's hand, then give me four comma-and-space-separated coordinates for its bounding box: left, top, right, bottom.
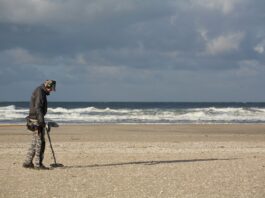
45, 123, 51, 133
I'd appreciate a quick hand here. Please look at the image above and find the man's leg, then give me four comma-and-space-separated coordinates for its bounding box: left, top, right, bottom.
35, 127, 48, 169
23, 132, 37, 168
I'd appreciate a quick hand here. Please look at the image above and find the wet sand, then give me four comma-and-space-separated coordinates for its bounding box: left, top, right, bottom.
0, 124, 265, 198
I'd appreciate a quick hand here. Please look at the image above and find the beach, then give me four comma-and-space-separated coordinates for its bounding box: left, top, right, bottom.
0, 124, 265, 198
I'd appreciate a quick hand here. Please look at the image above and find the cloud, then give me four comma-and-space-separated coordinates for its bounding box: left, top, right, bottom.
191, 0, 242, 14
254, 39, 265, 54
205, 32, 245, 55
236, 60, 265, 77
0, 0, 264, 101
0, 0, 158, 25
0, 47, 42, 65
0, 0, 57, 24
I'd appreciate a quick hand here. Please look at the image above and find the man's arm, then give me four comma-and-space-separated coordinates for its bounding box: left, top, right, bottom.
34, 89, 45, 127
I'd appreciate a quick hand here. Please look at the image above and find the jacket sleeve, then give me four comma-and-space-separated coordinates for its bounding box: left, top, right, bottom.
34, 89, 45, 126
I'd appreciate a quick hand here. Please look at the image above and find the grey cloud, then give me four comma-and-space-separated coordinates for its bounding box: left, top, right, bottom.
0, 0, 265, 101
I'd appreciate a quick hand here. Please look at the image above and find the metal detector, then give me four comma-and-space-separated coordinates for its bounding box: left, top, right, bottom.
46, 122, 64, 168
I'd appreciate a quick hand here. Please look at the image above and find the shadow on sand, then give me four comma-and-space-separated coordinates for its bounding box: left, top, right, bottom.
56, 158, 237, 170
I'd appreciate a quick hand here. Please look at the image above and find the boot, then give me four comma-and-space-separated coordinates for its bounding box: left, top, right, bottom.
35, 164, 49, 170
22, 162, 34, 169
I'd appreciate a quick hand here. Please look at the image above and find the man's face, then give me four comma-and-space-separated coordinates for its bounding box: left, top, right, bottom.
46, 87, 53, 93
44, 80, 56, 92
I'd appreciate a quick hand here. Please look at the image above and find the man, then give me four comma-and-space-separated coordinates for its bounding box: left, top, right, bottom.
23, 80, 56, 170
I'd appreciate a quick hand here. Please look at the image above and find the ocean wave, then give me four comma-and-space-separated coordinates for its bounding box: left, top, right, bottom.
0, 105, 28, 121
1, 105, 265, 124
48, 107, 141, 114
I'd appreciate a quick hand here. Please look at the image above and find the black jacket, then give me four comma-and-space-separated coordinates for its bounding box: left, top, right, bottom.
28, 84, 49, 126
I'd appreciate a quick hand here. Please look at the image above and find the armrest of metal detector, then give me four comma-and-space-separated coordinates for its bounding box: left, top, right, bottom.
48, 121, 59, 127
45, 121, 59, 133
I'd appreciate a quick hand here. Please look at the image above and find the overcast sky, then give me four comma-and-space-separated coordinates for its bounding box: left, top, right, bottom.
0, 0, 264, 102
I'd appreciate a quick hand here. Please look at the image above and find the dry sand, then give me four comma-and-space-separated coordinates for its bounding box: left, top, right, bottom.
0, 124, 265, 198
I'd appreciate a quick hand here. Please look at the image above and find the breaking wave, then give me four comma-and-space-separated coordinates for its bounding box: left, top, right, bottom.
1, 104, 265, 124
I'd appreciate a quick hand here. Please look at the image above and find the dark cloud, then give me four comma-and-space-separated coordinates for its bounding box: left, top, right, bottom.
0, 0, 265, 101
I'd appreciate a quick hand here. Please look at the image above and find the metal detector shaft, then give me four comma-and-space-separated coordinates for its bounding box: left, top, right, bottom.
47, 131, 57, 164
45, 122, 63, 168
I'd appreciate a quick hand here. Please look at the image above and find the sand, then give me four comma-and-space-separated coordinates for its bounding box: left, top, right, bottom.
0, 124, 264, 198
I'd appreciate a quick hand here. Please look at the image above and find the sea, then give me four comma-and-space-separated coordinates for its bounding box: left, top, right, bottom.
0, 102, 265, 125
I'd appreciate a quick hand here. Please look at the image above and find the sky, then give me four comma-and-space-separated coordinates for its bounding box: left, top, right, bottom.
0, 0, 265, 102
